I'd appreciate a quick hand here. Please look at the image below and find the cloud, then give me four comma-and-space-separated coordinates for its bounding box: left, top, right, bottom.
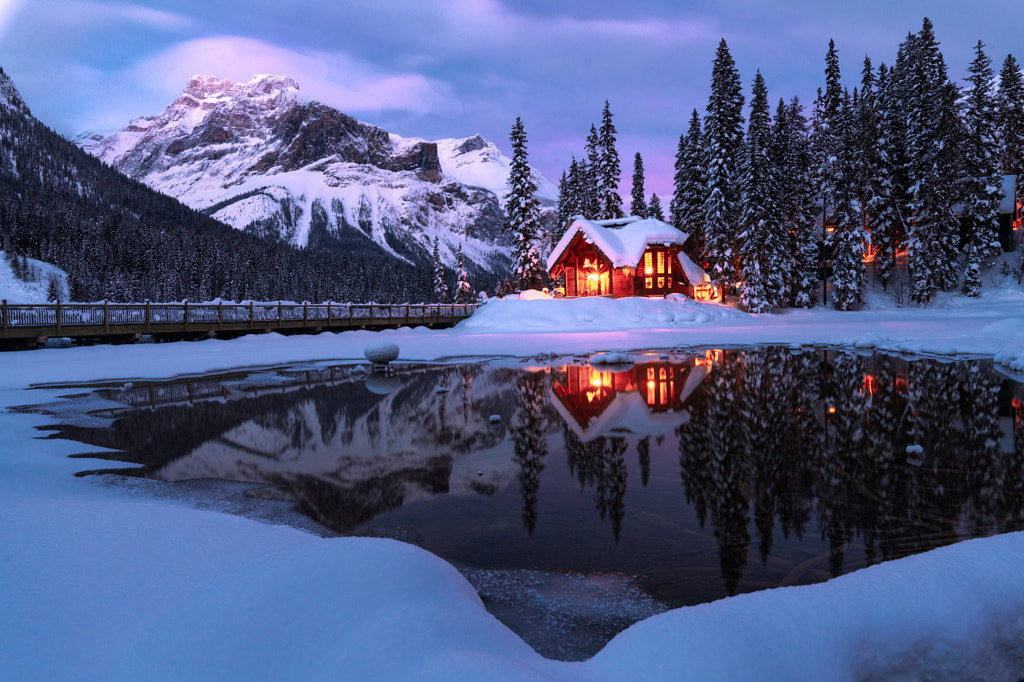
71, 35, 461, 131
31, 0, 195, 32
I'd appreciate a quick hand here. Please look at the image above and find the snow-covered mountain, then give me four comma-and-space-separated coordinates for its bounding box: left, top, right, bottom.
0, 67, 29, 116
77, 74, 557, 270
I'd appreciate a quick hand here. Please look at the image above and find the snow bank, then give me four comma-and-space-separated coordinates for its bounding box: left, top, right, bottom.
0, 251, 68, 302
4, 286, 1024, 680
463, 296, 744, 333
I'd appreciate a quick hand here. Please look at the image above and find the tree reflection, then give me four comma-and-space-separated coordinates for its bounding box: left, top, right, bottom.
511, 371, 549, 535
678, 350, 1024, 595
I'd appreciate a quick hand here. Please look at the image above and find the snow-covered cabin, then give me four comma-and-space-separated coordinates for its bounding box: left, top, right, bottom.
998, 175, 1022, 252
546, 216, 718, 300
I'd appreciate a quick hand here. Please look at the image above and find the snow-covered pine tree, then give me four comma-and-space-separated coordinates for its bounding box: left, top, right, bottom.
703, 40, 745, 288
854, 57, 882, 251
738, 71, 787, 312
648, 192, 665, 221
673, 110, 707, 260
896, 19, 963, 302
505, 117, 546, 291
455, 243, 475, 304
432, 236, 449, 302
554, 169, 573, 241
567, 157, 585, 219
829, 92, 868, 310
871, 62, 903, 291
774, 96, 819, 307
995, 53, 1024, 174
630, 152, 647, 217
598, 101, 624, 219
961, 40, 1004, 297
584, 125, 602, 219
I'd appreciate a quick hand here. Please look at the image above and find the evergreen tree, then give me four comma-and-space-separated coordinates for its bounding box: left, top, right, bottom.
703, 40, 745, 287
829, 94, 868, 310
961, 40, 1003, 297
630, 152, 647, 217
647, 192, 665, 221
738, 71, 787, 312
454, 243, 475, 303
995, 53, 1024, 174
854, 57, 882, 247
598, 101, 624, 219
871, 63, 903, 291
673, 110, 707, 259
505, 117, 546, 291
554, 169, 573, 245
583, 125, 602, 219
432, 237, 449, 302
774, 97, 819, 307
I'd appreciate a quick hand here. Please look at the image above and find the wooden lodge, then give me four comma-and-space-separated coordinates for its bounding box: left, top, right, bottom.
999, 174, 1023, 252
546, 216, 720, 301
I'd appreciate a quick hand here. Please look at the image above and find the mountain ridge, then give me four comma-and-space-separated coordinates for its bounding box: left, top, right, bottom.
78, 74, 556, 270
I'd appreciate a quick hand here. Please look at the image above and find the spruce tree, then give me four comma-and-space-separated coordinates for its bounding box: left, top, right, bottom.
737, 71, 787, 312
829, 94, 868, 310
554, 169, 573, 241
630, 152, 647, 217
871, 63, 903, 291
455, 243, 475, 303
505, 117, 546, 291
996, 53, 1024, 174
584, 125, 602, 219
962, 40, 1003, 296
777, 97, 819, 308
432, 236, 449, 302
647, 192, 665, 221
703, 40, 745, 287
673, 110, 707, 259
598, 101, 624, 219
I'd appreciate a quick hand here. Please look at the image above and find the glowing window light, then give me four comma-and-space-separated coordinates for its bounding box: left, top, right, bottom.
828, 406, 837, 414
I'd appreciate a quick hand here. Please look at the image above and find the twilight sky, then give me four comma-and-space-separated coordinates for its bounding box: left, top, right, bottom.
2, 0, 1023, 198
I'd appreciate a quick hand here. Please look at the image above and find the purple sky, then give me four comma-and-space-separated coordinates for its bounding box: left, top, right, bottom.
2, 1, 1023, 199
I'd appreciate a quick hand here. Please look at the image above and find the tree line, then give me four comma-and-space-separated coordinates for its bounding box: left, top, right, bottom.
505, 18, 1024, 309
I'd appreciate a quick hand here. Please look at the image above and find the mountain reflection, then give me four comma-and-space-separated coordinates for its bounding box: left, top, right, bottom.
52, 350, 1024, 601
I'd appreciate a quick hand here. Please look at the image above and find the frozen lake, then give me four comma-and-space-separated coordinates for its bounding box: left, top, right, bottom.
30, 347, 1024, 660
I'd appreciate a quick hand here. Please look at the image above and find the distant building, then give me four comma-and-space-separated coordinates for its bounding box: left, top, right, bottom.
546, 216, 719, 300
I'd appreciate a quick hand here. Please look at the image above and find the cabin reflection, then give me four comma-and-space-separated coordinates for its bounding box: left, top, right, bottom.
550, 352, 717, 441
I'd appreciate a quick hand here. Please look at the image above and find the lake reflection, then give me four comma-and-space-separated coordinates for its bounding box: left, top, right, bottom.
51, 349, 1024, 608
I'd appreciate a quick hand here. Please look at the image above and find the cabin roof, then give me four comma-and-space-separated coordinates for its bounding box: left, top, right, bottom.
546, 215, 692, 271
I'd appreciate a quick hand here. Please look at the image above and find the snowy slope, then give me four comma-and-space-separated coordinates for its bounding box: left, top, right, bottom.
0, 251, 68, 303
77, 75, 556, 270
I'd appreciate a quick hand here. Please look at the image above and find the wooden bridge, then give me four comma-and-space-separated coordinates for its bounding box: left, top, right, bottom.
0, 300, 478, 349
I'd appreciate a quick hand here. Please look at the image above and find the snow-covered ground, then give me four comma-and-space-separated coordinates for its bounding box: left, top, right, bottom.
0, 251, 68, 303
3, 279, 1024, 680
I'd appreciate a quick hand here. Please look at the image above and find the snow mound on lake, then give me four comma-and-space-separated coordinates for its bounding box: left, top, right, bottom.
459, 296, 746, 333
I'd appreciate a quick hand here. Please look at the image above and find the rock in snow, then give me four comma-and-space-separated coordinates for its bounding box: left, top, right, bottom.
364, 340, 400, 365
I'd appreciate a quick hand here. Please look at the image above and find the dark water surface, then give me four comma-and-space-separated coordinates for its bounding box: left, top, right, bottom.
31, 348, 1024, 660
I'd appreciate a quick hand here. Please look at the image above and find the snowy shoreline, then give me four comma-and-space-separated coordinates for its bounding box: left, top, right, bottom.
3, 295, 1024, 680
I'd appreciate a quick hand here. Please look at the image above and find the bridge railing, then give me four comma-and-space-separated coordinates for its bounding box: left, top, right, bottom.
0, 300, 479, 337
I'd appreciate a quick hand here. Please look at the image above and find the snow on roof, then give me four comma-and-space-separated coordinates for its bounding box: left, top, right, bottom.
1000, 175, 1018, 215
546, 215, 691, 272
677, 252, 710, 285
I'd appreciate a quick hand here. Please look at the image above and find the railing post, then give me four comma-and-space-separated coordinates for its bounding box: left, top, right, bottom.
1, 299, 6, 337
145, 300, 151, 333
249, 301, 254, 329
56, 300, 62, 335
303, 302, 308, 326
103, 301, 109, 334
278, 301, 283, 327
327, 302, 332, 324
218, 301, 223, 330
183, 301, 189, 333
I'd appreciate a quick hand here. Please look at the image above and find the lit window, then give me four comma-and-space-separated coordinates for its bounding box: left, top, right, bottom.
657, 251, 665, 274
